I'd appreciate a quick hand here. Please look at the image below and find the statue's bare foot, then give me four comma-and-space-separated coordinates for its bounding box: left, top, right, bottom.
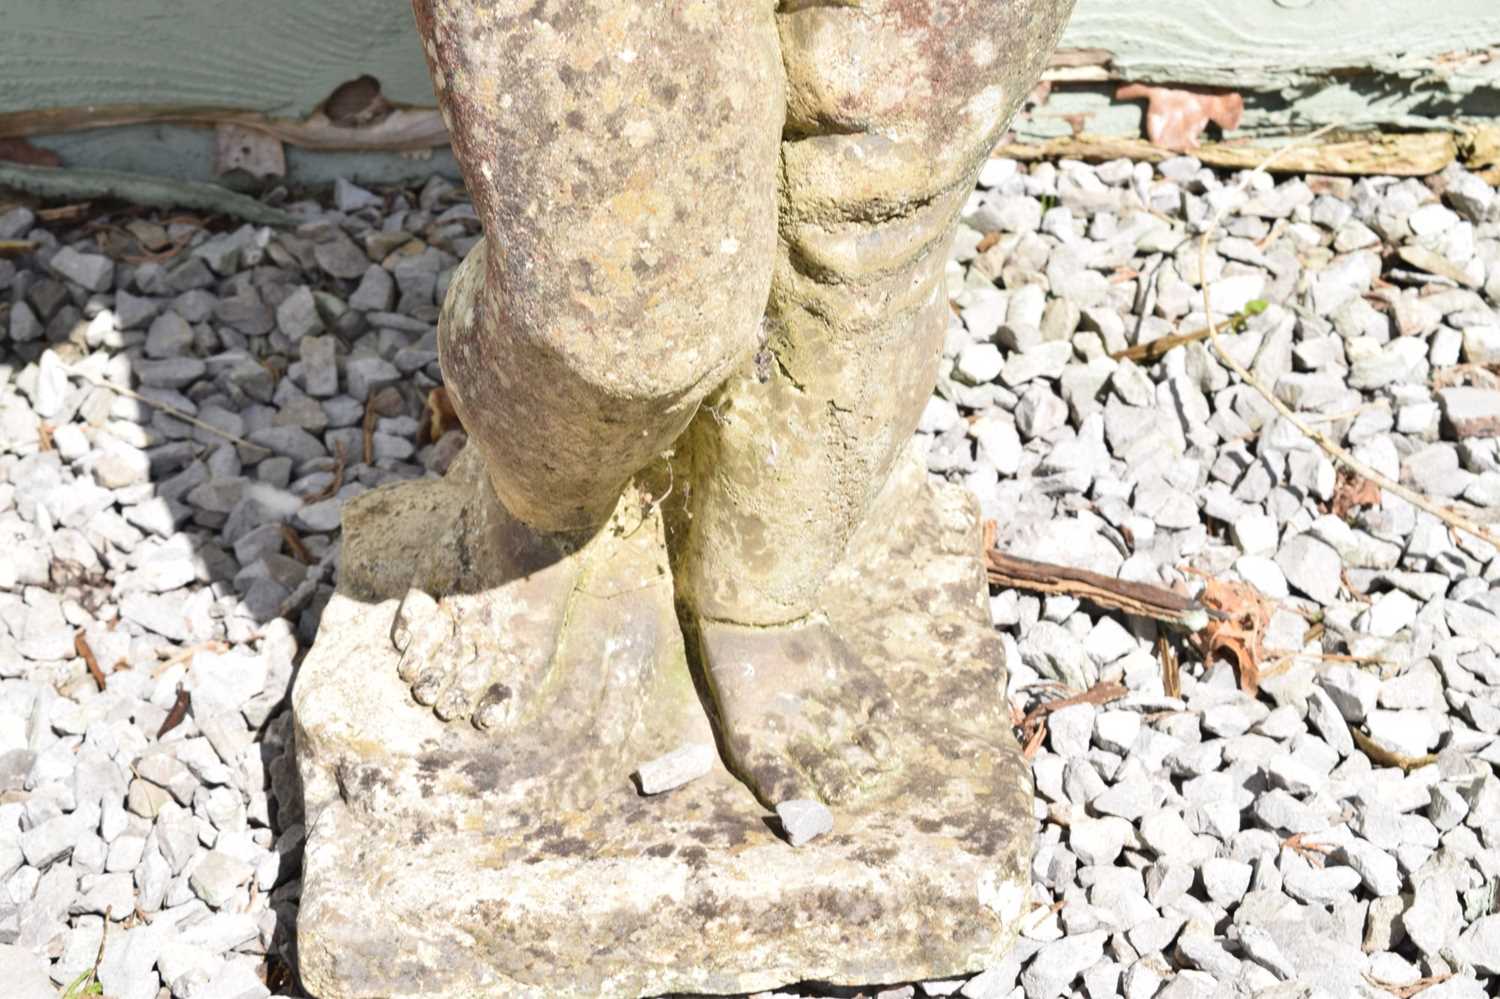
389, 446, 589, 730
697, 614, 898, 811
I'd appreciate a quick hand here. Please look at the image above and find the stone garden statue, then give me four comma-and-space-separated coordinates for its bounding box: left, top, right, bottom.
293, 1, 1074, 996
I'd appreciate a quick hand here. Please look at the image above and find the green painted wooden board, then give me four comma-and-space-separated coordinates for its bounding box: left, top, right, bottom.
4, 0, 1496, 118
2, 0, 1495, 181
1066, 0, 1500, 88
0, 0, 435, 114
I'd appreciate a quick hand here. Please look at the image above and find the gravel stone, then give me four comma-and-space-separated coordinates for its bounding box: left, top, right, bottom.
1001, 341, 1073, 385
635, 743, 715, 795
335, 177, 383, 213
49, 245, 114, 291
345, 355, 401, 401
276, 285, 324, 341
955, 343, 1004, 384
0, 942, 55, 999
1366, 709, 1442, 757
1019, 931, 1106, 999
1021, 623, 1095, 692
776, 799, 833, 847
189, 850, 255, 908
1276, 533, 1343, 605
141, 313, 192, 359
349, 264, 396, 312
314, 231, 372, 279
1200, 857, 1252, 907
1406, 872, 1463, 958
1439, 387, 1500, 438
1319, 666, 1379, 723
1069, 817, 1132, 866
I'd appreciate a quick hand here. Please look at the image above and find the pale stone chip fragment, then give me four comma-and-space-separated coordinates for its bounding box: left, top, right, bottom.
635, 742, 715, 795
775, 798, 834, 847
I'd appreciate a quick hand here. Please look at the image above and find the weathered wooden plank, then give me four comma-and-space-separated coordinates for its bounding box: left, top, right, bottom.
993, 131, 1464, 177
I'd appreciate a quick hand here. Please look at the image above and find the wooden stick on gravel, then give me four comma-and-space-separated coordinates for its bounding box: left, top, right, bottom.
75, 631, 107, 691
1110, 300, 1265, 365
1197, 126, 1500, 551
986, 549, 1213, 630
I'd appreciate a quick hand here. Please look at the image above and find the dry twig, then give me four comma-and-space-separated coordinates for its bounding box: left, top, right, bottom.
363, 385, 405, 465
987, 548, 1211, 630
1350, 725, 1438, 772
1110, 300, 1265, 365
281, 524, 313, 565
1282, 831, 1334, 864
304, 440, 346, 504
37, 202, 90, 223
1362, 971, 1454, 998
157, 685, 191, 739
1197, 126, 1500, 551
150, 639, 229, 677
1156, 633, 1181, 699
75, 631, 107, 691
1015, 681, 1128, 755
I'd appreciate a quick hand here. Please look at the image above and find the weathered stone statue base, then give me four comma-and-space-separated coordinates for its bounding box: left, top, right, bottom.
293, 446, 1034, 999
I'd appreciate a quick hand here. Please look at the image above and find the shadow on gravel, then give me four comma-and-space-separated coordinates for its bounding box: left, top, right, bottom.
1, 175, 471, 996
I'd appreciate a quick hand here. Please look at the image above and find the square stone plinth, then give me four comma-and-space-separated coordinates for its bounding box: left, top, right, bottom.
293, 457, 1034, 998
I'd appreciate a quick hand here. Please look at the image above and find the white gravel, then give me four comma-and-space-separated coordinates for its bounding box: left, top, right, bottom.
2, 156, 1499, 999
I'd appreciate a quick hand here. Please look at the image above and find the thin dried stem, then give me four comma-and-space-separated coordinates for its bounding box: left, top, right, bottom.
65, 364, 271, 453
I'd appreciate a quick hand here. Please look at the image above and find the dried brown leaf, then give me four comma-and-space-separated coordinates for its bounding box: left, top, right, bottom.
1330, 467, 1382, 519
422, 385, 463, 444
1191, 575, 1273, 695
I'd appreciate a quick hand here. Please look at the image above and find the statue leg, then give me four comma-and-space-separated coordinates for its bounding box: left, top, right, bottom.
676, 0, 1074, 808
397, 0, 784, 729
